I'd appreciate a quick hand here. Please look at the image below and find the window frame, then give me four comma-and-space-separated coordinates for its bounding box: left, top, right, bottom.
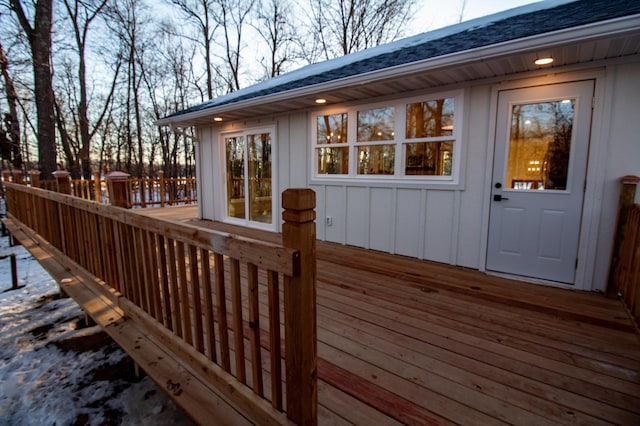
311, 90, 465, 188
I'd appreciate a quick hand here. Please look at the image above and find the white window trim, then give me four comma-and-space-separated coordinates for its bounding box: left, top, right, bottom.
310, 89, 465, 189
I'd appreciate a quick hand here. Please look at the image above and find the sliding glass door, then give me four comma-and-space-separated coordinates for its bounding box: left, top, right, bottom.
224, 128, 274, 228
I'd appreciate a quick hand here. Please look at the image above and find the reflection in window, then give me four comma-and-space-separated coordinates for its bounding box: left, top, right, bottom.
405, 141, 453, 176
357, 107, 395, 141
507, 99, 575, 190
357, 145, 395, 175
226, 136, 245, 219
317, 113, 348, 144
247, 133, 272, 223
406, 98, 455, 138
317, 147, 349, 174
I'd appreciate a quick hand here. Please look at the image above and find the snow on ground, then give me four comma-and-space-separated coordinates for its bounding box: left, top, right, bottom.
0, 233, 194, 425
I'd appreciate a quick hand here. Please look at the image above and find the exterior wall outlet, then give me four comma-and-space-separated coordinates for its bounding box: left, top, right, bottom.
326, 216, 333, 226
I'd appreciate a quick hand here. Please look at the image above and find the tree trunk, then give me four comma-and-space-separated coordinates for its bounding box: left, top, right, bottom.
0, 40, 23, 169
11, 0, 57, 179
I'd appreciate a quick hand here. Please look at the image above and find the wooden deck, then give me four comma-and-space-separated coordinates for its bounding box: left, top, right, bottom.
136, 206, 640, 425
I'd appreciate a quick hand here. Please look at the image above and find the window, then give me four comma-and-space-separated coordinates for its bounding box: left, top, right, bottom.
316, 113, 349, 174
313, 91, 462, 183
357, 107, 395, 175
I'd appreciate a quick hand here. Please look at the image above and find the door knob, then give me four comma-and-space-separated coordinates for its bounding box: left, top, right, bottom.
493, 194, 509, 202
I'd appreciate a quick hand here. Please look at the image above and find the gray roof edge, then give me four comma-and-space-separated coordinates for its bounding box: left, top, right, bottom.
157, 13, 640, 127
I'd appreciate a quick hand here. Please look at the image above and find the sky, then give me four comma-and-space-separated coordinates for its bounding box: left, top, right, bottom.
409, 0, 542, 35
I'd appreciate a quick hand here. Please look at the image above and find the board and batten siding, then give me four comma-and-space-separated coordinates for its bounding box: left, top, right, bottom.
194, 63, 640, 292
196, 85, 496, 270
590, 62, 640, 291
310, 85, 492, 269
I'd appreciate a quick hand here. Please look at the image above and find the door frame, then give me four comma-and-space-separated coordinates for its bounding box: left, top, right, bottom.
480, 70, 608, 291
217, 125, 278, 232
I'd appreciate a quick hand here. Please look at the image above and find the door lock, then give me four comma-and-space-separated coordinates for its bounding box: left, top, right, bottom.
493, 194, 509, 202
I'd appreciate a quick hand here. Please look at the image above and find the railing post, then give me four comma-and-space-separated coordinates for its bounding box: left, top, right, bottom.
12, 170, 24, 185
105, 171, 131, 208
52, 170, 71, 194
281, 188, 317, 426
93, 171, 101, 202
158, 170, 166, 207
29, 170, 41, 188
607, 175, 640, 298
2, 170, 10, 183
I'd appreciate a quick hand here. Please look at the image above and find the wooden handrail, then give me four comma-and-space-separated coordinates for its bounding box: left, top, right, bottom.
3, 182, 317, 424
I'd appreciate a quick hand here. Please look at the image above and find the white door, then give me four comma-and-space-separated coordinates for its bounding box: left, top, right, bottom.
487, 81, 594, 284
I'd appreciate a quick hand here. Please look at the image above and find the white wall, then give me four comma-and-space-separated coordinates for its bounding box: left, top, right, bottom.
590, 62, 640, 291
196, 126, 216, 221
309, 85, 494, 268
194, 61, 640, 291
195, 114, 310, 231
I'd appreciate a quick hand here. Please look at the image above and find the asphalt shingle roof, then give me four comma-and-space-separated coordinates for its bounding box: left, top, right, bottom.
167, 0, 640, 119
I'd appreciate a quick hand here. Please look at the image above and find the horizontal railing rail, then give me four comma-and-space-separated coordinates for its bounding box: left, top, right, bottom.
3, 182, 317, 424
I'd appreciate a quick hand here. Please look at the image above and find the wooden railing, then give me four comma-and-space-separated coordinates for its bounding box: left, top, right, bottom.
609, 175, 640, 329
125, 175, 197, 207
3, 182, 317, 424
1, 170, 196, 207
613, 204, 640, 327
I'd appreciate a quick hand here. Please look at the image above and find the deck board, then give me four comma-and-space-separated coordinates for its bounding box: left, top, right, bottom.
135, 207, 640, 425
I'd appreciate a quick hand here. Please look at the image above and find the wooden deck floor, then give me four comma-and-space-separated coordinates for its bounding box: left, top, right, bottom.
137, 206, 640, 425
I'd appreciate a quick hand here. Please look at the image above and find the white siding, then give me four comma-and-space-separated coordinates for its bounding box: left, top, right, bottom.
456, 86, 493, 268
424, 190, 456, 263
194, 61, 640, 291
196, 127, 216, 221
590, 62, 640, 291
346, 187, 369, 248
394, 189, 423, 257
369, 188, 394, 252
324, 186, 347, 243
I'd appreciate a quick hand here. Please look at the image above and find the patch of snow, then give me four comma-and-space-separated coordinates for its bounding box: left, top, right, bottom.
0, 235, 193, 425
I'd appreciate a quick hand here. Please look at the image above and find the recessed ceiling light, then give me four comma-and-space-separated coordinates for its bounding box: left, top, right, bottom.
315, 98, 327, 104
534, 57, 554, 66
213, 117, 223, 122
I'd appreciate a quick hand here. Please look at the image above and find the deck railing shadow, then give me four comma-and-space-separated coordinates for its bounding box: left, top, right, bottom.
3, 182, 317, 425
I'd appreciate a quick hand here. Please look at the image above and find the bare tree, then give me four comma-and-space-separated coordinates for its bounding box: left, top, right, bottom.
9, 0, 57, 178
167, 0, 217, 99
61, 0, 120, 179
309, 0, 415, 60
214, 0, 255, 92
106, 0, 148, 177
0, 40, 23, 169
141, 30, 198, 177
457, 0, 467, 23
254, 0, 296, 79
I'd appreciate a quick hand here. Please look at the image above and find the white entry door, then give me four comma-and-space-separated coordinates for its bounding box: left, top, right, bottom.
487, 81, 594, 284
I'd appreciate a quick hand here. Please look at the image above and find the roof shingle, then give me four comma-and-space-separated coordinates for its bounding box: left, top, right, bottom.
167, 0, 640, 119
